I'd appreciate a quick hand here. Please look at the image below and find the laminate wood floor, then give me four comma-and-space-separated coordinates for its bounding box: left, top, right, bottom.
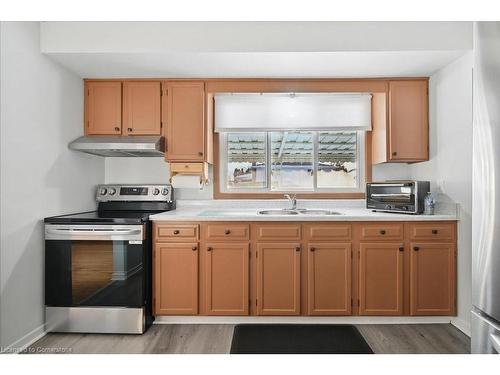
27, 323, 470, 354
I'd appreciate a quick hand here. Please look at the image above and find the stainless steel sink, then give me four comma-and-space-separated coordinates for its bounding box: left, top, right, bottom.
297, 209, 341, 215
257, 209, 299, 215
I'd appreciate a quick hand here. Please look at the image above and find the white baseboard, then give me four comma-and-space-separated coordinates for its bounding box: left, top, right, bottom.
1, 324, 46, 354
154, 316, 455, 325
451, 317, 471, 337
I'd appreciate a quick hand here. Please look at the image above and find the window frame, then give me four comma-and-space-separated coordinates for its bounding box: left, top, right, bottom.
214, 131, 370, 199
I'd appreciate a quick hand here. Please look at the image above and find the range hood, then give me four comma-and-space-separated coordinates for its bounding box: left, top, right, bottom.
69, 136, 165, 157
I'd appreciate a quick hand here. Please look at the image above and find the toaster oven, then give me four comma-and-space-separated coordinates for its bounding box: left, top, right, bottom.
366, 181, 430, 214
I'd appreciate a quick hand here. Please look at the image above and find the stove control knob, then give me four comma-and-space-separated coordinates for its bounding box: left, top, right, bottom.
152, 188, 160, 196
161, 188, 169, 196
100, 188, 107, 195
108, 188, 116, 196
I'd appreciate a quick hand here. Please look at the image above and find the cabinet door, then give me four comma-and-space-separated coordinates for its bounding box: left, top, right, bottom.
204, 242, 249, 315
307, 243, 351, 315
123, 81, 161, 135
410, 242, 456, 315
85, 81, 122, 135
359, 242, 404, 315
154, 243, 198, 315
256, 243, 301, 315
164, 81, 205, 161
388, 80, 428, 161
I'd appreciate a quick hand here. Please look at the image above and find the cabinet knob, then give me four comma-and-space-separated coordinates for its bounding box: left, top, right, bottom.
392, 151, 397, 156
198, 151, 203, 156
224, 229, 231, 235
310, 247, 316, 252
114, 127, 120, 132
192, 245, 198, 251
380, 230, 386, 235
173, 230, 180, 234
127, 127, 133, 132
399, 246, 404, 252
413, 246, 420, 251
432, 229, 438, 234
295, 246, 301, 252
207, 247, 213, 252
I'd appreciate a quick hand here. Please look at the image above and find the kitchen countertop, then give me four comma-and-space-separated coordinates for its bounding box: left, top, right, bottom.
150, 199, 458, 222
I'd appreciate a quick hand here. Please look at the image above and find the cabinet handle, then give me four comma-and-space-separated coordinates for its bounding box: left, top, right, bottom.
207, 247, 213, 252
198, 151, 203, 156
114, 127, 120, 132
295, 246, 301, 252
310, 247, 316, 252
392, 151, 397, 156
432, 229, 438, 234
192, 245, 198, 251
413, 246, 420, 251
224, 229, 231, 235
399, 246, 404, 252
127, 127, 133, 132
380, 230, 386, 235
173, 230, 180, 235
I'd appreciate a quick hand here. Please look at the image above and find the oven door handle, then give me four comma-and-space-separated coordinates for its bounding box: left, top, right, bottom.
46, 228, 141, 236
45, 225, 145, 241
370, 193, 411, 198
369, 183, 409, 187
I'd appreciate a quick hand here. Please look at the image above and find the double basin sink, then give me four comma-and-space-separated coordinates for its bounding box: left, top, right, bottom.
257, 209, 341, 216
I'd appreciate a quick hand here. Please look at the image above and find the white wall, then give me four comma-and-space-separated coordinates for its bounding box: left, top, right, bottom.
0, 22, 104, 351
410, 52, 473, 334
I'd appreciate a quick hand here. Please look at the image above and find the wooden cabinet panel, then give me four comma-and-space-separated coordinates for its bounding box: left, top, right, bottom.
307, 243, 351, 315
85, 81, 122, 135
155, 224, 199, 242
123, 81, 161, 135
204, 242, 249, 315
359, 242, 404, 315
164, 81, 205, 162
359, 223, 404, 241
256, 243, 301, 315
410, 242, 456, 315
154, 243, 198, 315
409, 222, 455, 242
304, 223, 351, 241
389, 80, 428, 161
205, 223, 249, 241
254, 223, 302, 241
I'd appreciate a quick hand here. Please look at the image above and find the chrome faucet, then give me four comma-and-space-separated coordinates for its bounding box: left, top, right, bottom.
284, 194, 297, 210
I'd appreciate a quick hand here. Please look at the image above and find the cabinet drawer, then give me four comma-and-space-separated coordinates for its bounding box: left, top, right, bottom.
409, 222, 455, 241
305, 224, 351, 241
359, 223, 403, 241
205, 223, 249, 241
155, 224, 199, 241
170, 163, 204, 174
254, 224, 301, 241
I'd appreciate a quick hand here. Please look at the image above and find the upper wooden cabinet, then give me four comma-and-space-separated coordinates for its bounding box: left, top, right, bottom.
372, 79, 429, 164
123, 81, 161, 135
163, 81, 208, 162
85, 81, 122, 135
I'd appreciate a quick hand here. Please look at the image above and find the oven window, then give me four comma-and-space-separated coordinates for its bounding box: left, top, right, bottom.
46, 240, 144, 307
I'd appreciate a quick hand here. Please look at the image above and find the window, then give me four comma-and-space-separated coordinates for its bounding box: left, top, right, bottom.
219, 131, 364, 193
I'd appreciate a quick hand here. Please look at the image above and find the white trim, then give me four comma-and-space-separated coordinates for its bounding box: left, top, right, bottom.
0, 324, 46, 354
451, 317, 471, 337
154, 316, 455, 325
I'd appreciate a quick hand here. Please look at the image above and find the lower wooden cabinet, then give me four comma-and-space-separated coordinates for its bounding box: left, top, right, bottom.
410, 242, 456, 315
256, 243, 301, 315
154, 242, 199, 315
307, 243, 352, 315
358, 242, 404, 316
204, 242, 249, 315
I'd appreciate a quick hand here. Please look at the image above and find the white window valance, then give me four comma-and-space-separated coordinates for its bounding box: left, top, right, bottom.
214, 92, 372, 132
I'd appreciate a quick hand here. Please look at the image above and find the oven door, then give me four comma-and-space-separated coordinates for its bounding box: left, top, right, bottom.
45, 224, 146, 308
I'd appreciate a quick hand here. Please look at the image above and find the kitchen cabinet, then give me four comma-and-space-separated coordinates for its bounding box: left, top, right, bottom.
204, 242, 249, 315
358, 242, 404, 315
410, 242, 456, 315
154, 242, 199, 315
307, 243, 351, 315
256, 243, 301, 315
163, 81, 207, 162
123, 81, 161, 135
372, 79, 429, 163
85, 81, 122, 135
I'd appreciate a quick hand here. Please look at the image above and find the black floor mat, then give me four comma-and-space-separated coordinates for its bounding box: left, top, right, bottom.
230, 324, 373, 354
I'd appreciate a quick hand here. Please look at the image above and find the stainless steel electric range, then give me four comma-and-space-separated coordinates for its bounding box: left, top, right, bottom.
44, 184, 174, 334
